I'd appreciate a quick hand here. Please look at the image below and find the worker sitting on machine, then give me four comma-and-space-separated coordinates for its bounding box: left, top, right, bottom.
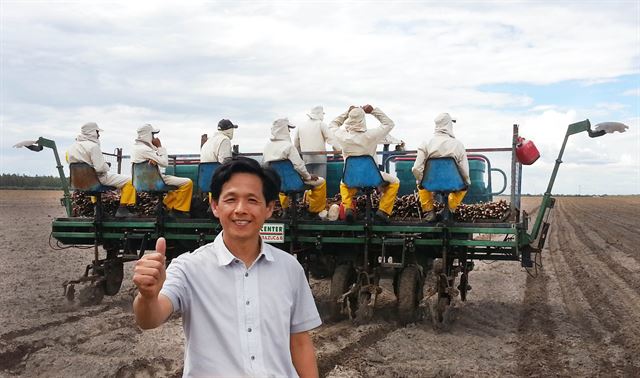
131, 124, 193, 218
412, 113, 470, 221
329, 104, 400, 223
201, 119, 238, 164
263, 118, 327, 219
66, 122, 136, 217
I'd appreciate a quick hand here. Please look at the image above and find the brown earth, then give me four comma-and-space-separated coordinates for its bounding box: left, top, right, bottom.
1, 190, 639, 377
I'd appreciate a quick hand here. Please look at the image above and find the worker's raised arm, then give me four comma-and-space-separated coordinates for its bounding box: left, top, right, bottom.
366, 107, 395, 142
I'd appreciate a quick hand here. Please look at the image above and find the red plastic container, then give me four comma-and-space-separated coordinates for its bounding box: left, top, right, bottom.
516, 137, 540, 165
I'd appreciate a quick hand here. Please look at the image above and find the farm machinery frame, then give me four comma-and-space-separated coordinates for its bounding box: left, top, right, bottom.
25, 120, 606, 323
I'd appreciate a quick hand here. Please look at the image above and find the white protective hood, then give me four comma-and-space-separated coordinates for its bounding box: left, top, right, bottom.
270, 118, 294, 140
76, 122, 103, 144
307, 106, 325, 121
344, 108, 367, 133
434, 113, 456, 138
135, 124, 160, 146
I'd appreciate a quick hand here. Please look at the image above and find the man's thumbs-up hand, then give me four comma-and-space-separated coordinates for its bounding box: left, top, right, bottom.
133, 237, 167, 300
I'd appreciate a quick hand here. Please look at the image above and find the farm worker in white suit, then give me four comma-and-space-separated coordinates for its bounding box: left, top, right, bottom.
201, 119, 238, 164
66, 122, 136, 217
412, 113, 470, 221
131, 124, 193, 216
293, 105, 340, 178
263, 118, 327, 218
328, 104, 400, 223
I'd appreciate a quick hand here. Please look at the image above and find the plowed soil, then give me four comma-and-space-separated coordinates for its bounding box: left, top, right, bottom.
1, 190, 639, 377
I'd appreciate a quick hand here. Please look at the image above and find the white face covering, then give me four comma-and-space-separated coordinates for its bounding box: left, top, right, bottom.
221, 128, 234, 139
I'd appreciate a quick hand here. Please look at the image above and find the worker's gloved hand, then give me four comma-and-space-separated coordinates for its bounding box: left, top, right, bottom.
362, 104, 374, 114
152, 137, 162, 147
594, 122, 629, 134
309, 174, 319, 181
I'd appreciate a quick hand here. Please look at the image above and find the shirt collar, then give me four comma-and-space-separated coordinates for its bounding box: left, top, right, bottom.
213, 232, 275, 267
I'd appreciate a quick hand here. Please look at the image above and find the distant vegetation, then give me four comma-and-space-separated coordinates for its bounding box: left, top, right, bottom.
0, 174, 63, 189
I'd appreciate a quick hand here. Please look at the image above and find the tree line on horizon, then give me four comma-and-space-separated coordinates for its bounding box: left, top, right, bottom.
0, 173, 62, 189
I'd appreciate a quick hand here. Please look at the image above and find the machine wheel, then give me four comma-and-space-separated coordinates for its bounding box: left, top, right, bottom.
397, 266, 423, 325
78, 283, 105, 306
103, 260, 124, 296
329, 264, 355, 320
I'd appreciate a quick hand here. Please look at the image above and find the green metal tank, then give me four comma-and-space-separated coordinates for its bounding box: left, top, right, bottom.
326, 159, 344, 197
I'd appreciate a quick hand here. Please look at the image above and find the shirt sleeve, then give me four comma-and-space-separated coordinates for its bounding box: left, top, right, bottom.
290, 263, 322, 334
159, 255, 190, 314
364, 107, 395, 143
412, 142, 428, 181
287, 145, 312, 180
218, 138, 233, 162
89, 144, 111, 174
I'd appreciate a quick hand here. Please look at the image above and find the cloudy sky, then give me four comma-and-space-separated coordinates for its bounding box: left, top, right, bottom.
1, 1, 638, 194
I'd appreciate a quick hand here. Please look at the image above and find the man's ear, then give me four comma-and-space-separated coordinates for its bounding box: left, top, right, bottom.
265, 200, 275, 218
211, 200, 220, 218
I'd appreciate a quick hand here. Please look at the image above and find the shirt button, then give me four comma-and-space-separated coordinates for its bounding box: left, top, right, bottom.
251, 356, 255, 360
246, 300, 250, 305
248, 327, 252, 332
244, 272, 249, 277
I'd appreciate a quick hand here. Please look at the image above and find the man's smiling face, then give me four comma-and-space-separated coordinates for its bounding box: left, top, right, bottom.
211, 172, 274, 244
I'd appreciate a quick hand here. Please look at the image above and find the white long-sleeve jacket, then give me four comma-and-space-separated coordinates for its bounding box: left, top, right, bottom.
131, 127, 169, 167
67, 132, 110, 175
412, 114, 470, 185
263, 119, 312, 181
201, 130, 233, 163
328, 107, 394, 160
293, 108, 339, 165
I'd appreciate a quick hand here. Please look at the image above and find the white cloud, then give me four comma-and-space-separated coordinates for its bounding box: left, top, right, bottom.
1, 1, 639, 194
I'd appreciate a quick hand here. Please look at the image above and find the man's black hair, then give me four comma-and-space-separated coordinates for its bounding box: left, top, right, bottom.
210, 157, 280, 204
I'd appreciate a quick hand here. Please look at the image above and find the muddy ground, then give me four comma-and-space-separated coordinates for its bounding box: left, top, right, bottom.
1, 190, 639, 377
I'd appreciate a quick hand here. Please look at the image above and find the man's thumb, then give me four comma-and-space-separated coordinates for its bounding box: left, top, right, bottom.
156, 237, 167, 256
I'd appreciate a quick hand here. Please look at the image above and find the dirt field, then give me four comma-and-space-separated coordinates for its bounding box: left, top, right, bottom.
1, 190, 639, 377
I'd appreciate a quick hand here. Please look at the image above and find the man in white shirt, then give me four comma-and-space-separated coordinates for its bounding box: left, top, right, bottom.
293, 105, 339, 178
131, 124, 193, 216
66, 122, 136, 217
201, 119, 238, 163
328, 105, 400, 223
263, 118, 327, 218
412, 113, 470, 221
132, 157, 321, 377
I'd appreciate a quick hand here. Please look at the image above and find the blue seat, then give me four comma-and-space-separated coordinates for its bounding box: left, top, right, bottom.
69, 163, 116, 193
132, 162, 178, 193
342, 155, 384, 189
268, 159, 309, 194
421, 158, 466, 192
197, 162, 221, 193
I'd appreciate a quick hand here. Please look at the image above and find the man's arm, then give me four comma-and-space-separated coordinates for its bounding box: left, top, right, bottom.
288, 145, 313, 180
365, 107, 395, 142
412, 142, 428, 182
290, 331, 319, 378
89, 144, 111, 174
218, 138, 233, 162
133, 237, 174, 329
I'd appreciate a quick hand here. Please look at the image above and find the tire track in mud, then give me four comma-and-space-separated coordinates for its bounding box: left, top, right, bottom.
314, 321, 395, 377
0, 304, 139, 374
541, 209, 621, 375
515, 265, 565, 376
561, 199, 640, 258
561, 200, 640, 293
547, 200, 640, 375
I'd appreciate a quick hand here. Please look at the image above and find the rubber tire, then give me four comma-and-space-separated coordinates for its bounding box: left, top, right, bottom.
397, 266, 423, 325
329, 265, 355, 320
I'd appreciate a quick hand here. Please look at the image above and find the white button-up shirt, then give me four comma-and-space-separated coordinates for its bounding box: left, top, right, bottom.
160, 233, 321, 377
